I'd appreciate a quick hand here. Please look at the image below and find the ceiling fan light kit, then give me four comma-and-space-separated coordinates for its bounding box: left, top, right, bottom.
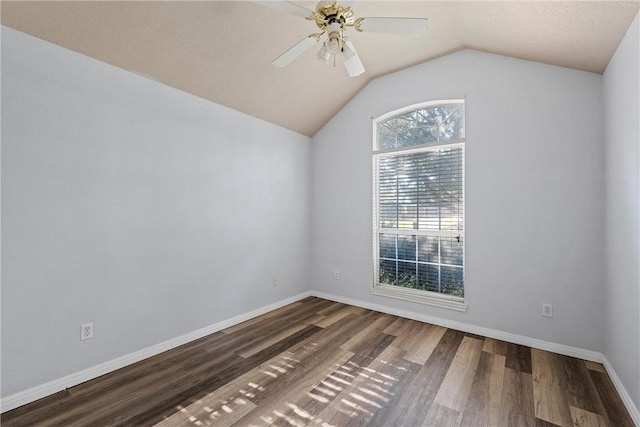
260, 1, 428, 78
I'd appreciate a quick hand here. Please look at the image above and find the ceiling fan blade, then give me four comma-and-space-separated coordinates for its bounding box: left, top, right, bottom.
343, 40, 365, 77
255, 1, 315, 19
272, 35, 318, 67
356, 17, 428, 35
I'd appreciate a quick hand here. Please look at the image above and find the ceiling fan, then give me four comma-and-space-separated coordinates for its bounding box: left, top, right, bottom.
258, 1, 428, 77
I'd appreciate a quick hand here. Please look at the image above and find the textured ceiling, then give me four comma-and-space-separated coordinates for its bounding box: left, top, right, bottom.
2, 1, 639, 136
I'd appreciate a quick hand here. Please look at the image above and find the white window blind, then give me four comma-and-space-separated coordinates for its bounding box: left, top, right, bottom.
373, 101, 465, 308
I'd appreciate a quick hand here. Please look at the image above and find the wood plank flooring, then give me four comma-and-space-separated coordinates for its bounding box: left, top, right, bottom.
1, 297, 634, 426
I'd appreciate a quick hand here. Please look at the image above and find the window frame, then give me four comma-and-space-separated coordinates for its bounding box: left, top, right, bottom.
371, 100, 468, 312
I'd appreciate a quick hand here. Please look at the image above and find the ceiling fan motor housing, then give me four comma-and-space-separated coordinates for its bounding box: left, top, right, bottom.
314, 1, 355, 31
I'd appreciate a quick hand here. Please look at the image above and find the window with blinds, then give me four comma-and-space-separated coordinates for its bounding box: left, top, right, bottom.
372, 101, 466, 310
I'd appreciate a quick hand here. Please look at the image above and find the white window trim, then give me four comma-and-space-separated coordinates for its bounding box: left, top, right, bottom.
371, 284, 468, 312
371, 99, 467, 312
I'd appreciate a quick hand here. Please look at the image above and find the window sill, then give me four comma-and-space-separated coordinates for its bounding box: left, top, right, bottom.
371, 284, 468, 312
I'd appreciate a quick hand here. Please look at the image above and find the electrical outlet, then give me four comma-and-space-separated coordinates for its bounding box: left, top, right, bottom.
80, 323, 94, 340
334, 271, 340, 280
542, 303, 553, 318
272, 276, 279, 287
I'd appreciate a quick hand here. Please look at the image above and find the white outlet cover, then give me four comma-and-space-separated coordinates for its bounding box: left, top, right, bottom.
81, 322, 94, 340
542, 304, 553, 318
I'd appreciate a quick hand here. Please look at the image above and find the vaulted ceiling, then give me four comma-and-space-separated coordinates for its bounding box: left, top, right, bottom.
2, 1, 639, 136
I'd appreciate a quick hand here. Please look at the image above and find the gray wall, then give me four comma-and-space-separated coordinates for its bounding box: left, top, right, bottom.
3, 16, 639, 413
310, 49, 605, 352
603, 12, 640, 411
1, 27, 311, 397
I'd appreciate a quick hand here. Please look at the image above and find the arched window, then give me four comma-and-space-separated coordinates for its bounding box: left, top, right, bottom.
372, 100, 466, 311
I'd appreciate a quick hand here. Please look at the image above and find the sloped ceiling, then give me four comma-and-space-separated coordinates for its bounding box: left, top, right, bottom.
2, 1, 639, 136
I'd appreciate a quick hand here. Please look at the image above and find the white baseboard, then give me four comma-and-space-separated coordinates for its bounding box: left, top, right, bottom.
3, 289, 638, 426
310, 290, 640, 426
603, 356, 640, 426
311, 291, 603, 362
0, 291, 313, 413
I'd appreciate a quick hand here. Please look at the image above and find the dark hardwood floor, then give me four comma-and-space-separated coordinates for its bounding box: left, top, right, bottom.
1, 297, 634, 426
